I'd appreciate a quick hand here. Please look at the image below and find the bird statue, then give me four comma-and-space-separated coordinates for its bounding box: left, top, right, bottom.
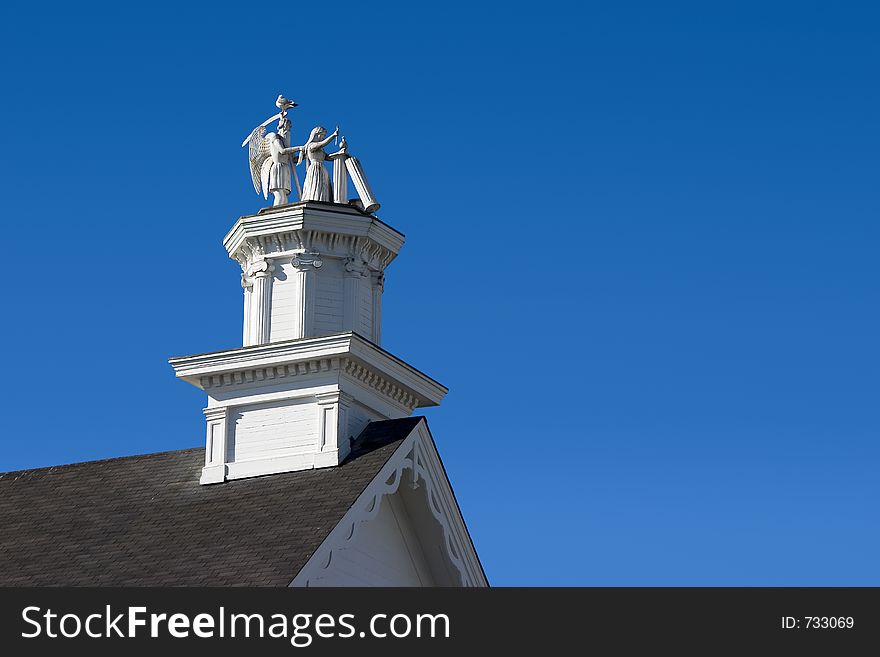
276, 95, 298, 113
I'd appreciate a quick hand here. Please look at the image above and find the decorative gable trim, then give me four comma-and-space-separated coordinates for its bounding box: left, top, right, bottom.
290, 419, 488, 587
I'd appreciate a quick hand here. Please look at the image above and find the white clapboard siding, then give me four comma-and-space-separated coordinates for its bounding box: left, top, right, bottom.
347, 402, 378, 444
314, 269, 344, 336
303, 495, 434, 586
228, 400, 317, 462
269, 261, 299, 342
359, 281, 373, 339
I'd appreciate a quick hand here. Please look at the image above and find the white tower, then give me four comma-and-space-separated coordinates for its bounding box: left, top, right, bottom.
170, 201, 447, 484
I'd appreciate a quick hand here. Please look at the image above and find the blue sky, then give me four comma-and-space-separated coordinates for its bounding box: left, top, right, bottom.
0, 1, 878, 585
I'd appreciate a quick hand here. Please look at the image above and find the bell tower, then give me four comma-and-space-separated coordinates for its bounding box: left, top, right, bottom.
170, 98, 445, 484
170, 200, 446, 484
229, 202, 398, 346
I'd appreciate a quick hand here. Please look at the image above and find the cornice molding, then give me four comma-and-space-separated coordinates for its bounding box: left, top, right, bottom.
190, 356, 420, 411
169, 332, 447, 409
224, 203, 404, 273
341, 359, 420, 409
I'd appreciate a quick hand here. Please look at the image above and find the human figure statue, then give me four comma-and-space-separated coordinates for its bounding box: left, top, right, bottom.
242, 96, 302, 206
296, 126, 339, 203
262, 117, 302, 206
242, 97, 380, 213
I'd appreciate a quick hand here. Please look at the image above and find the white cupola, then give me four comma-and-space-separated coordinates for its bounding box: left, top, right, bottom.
170, 200, 447, 484
229, 202, 399, 346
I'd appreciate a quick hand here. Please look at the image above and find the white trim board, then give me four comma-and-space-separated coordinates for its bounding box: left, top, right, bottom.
290, 418, 488, 587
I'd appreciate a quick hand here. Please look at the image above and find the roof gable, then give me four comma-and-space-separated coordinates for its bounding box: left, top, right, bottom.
292, 418, 488, 587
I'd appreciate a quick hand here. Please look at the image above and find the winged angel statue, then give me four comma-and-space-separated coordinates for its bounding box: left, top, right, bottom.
242, 95, 381, 212
242, 95, 301, 206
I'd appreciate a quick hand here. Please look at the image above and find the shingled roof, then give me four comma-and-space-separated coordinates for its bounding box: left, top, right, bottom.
0, 417, 423, 586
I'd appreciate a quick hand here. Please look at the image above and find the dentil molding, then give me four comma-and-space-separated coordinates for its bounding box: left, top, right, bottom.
224, 202, 403, 274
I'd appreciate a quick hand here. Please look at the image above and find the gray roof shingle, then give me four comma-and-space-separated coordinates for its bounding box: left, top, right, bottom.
0, 417, 423, 586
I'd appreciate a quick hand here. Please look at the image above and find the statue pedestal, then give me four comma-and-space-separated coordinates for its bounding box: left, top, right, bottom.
170, 333, 446, 484
226, 201, 401, 346
171, 202, 446, 484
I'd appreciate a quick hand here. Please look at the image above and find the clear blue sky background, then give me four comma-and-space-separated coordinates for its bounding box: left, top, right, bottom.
0, 1, 877, 585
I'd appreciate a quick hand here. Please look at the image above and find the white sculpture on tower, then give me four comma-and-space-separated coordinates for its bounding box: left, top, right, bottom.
297, 125, 339, 203
242, 95, 380, 212
242, 96, 300, 206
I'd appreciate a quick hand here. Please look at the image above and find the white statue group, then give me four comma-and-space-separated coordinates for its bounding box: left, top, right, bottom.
242, 95, 380, 213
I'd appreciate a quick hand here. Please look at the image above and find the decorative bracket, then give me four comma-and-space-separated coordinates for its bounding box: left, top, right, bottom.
292, 251, 323, 269
344, 256, 370, 277
290, 421, 486, 587
247, 258, 274, 276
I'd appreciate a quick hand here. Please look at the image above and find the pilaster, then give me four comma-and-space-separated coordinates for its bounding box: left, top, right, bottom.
371, 271, 384, 345
248, 259, 274, 345
226, 203, 402, 346
241, 273, 253, 345
201, 406, 228, 484
342, 256, 368, 333
170, 333, 447, 484
172, 203, 439, 484
315, 390, 354, 468
289, 252, 323, 339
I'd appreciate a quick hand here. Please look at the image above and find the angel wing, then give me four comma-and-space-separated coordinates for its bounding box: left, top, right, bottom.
241, 112, 283, 195
242, 125, 271, 195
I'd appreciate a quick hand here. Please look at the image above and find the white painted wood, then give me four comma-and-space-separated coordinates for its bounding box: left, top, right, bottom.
347, 400, 379, 445
171, 204, 449, 483
313, 263, 344, 336
371, 272, 383, 345
300, 265, 316, 338
228, 399, 316, 462
242, 258, 274, 346
227, 204, 401, 347
250, 268, 273, 345
342, 269, 359, 333
267, 260, 298, 342
298, 494, 433, 586
358, 278, 372, 338
226, 453, 319, 479
169, 333, 446, 483
170, 333, 448, 407
241, 281, 252, 345
314, 390, 352, 467
170, 170, 483, 587
291, 419, 488, 587
200, 407, 228, 484
266, 253, 383, 344
224, 203, 403, 261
